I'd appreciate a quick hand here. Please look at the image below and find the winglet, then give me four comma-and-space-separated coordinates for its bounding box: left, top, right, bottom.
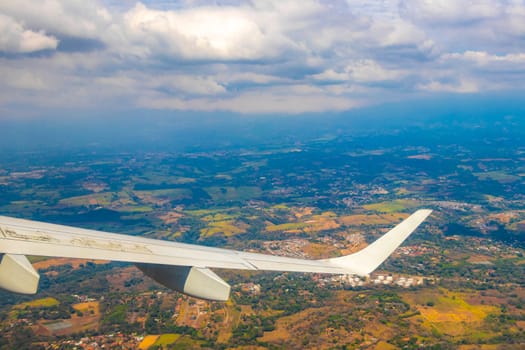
327, 209, 432, 276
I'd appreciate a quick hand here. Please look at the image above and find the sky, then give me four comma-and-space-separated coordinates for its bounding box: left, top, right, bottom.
1, 0, 525, 118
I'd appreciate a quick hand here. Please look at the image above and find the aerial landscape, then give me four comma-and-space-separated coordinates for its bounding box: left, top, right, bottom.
1, 109, 524, 349
1, 0, 525, 349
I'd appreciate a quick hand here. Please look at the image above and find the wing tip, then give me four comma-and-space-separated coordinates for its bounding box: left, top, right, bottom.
415, 208, 433, 217
326, 208, 433, 275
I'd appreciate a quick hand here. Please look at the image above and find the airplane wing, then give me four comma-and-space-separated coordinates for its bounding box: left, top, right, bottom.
0, 209, 432, 301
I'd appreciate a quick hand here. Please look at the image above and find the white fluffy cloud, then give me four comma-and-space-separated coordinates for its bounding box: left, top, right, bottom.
0, 14, 58, 53
114, 3, 291, 61
0, 0, 524, 115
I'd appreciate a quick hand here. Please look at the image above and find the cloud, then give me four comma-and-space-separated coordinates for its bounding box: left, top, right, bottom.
138, 88, 359, 114
399, 0, 525, 52
96, 72, 227, 96
314, 60, 404, 83
0, 0, 111, 39
0, 14, 58, 53
113, 3, 292, 61
0, 0, 524, 115
438, 51, 525, 90
0, 66, 47, 90
400, 0, 500, 25
417, 79, 479, 93
444, 51, 525, 67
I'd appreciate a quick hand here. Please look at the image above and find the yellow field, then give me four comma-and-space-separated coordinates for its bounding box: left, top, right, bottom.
401, 289, 499, 338
200, 220, 248, 237
457, 345, 501, 350
15, 297, 59, 309
154, 334, 181, 347
138, 335, 159, 349
374, 341, 398, 350
293, 207, 314, 217
187, 209, 249, 237
10, 297, 60, 320
72, 301, 99, 316
304, 213, 340, 232
338, 213, 408, 226
303, 242, 338, 259
266, 211, 340, 234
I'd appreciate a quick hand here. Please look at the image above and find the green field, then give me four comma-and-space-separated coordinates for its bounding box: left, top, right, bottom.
132, 173, 196, 185
363, 200, 420, 213
59, 192, 126, 207
473, 171, 520, 183
204, 186, 262, 201
266, 222, 309, 232
134, 188, 192, 201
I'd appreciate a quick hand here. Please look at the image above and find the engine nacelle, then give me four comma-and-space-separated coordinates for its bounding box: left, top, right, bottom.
0, 254, 39, 294
136, 264, 230, 301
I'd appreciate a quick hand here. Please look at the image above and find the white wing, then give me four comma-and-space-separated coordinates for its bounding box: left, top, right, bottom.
0, 209, 431, 300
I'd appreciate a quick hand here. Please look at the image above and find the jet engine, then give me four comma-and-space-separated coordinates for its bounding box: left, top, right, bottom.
137, 264, 230, 301
0, 254, 39, 294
